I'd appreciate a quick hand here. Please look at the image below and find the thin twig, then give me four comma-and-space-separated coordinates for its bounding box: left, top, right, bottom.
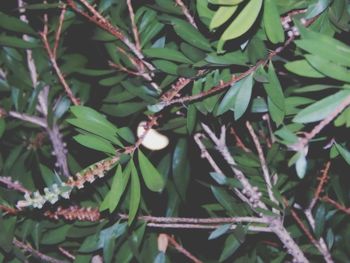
0, 204, 18, 215
53, 4, 67, 58
163, 11, 316, 108
166, 234, 202, 263
230, 127, 251, 153
67, 0, 154, 73
291, 94, 350, 152
321, 196, 350, 215
7, 110, 47, 128
309, 162, 331, 210
194, 133, 250, 205
202, 124, 266, 210
13, 238, 65, 263
58, 247, 75, 261
40, 32, 80, 106
175, 0, 197, 28
201, 124, 309, 262
0, 176, 30, 193
126, 0, 141, 51
246, 121, 278, 208
304, 209, 334, 263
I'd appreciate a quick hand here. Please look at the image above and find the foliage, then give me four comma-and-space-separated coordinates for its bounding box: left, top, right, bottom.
0, 0, 350, 262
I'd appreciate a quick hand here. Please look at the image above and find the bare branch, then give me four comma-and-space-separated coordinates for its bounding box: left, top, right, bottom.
53, 4, 67, 58
0, 176, 30, 193
7, 110, 47, 128
126, 0, 141, 51
175, 0, 198, 28
13, 238, 65, 263
119, 214, 269, 224
165, 234, 202, 263
246, 121, 278, 209
147, 223, 272, 232
291, 94, 350, 152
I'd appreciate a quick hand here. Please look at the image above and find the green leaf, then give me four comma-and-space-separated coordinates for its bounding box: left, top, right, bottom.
305, 55, 350, 83
172, 138, 190, 200
196, 0, 215, 26
218, 0, 263, 51
314, 204, 326, 239
187, 104, 197, 134
138, 150, 165, 192
234, 73, 254, 120
210, 6, 238, 30
268, 97, 284, 126
264, 62, 285, 112
100, 165, 130, 212
41, 225, 70, 245
152, 60, 178, 75
216, 82, 239, 115
143, 48, 192, 63
0, 35, 38, 49
285, 59, 325, 78
305, 0, 331, 19
74, 134, 116, 155
293, 90, 350, 123
172, 19, 212, 51
335, 143, 350, 165
0, 11, 36, 35
67, 118, 122, 146
263, 0, 285, 44
129, 160, 141, 225
208, 0, 245, 4
209, 224, 232, 240
211, 186, 239, 213
295, 27, 350, 67
70, 106, 118, 133
219, 234, 241, 262
0, 119, 5, 138
0, 216, 16, 252
101, 102, 147, 117
295, 152, 307, 179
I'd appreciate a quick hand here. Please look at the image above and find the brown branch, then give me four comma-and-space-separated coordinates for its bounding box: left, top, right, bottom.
165, 234, 202, 263
66, 0, 155, 73
126, 0, 141, 51
175, 0, 197, 28
309, 162, 331, 210
53, 4, 67, 58
230, 127, 251, 153
286, 195, 334, 263
321, 196, 350, 215
289, 208, 322, 253
13, 238, 65, 263
0, 204, 19, 215
40, 31, 80, 106
162, 11, 315, 108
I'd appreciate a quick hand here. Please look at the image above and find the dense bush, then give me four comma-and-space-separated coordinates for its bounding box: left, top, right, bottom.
1, 0, 350, 262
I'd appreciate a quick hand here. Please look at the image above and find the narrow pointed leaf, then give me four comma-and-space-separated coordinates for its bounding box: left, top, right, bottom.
138, 150, 165, 192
